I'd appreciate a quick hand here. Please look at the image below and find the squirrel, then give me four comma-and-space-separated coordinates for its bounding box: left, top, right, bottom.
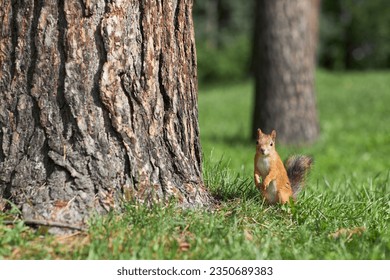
254, 129, 313, 204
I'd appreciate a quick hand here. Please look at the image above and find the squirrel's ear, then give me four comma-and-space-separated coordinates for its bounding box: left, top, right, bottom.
257, 128, 263, 137
271, 130, 276, 140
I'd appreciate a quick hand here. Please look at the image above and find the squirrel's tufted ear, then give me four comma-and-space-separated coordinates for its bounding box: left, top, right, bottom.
257, 128, 263, 137
271, 130, 276, 141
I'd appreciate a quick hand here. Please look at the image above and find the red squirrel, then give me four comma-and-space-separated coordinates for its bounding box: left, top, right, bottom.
254, 129, 313, 204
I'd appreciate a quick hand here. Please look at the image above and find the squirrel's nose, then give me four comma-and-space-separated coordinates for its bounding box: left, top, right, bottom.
260, 148, 265, 154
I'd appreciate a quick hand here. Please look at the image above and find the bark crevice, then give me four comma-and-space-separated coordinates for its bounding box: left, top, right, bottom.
79, 0, 93, 18
27, 0, 53, 177
173, 0, 181, 32
118, 73, 138, 186
158, 52, 172, 112
92, 20, 115, 141
0, 128, 4, 163
10, 0, 18, 81
57, 0, 74, 143
25, 0, 44, 154
139, 1, 146, 80
27, 0, 42, 97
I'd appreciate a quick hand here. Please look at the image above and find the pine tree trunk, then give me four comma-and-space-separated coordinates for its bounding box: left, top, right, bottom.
0, 0, 211, 228
252, 0, 320, 144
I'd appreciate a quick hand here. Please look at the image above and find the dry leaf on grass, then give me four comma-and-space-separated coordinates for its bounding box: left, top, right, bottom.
179, 242, 190, 252
329, 227, 366, 241
244, 229, 254, 241
176, 224, 193, 252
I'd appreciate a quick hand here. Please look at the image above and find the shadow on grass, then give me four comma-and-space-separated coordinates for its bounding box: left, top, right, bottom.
203, 162, 260, 203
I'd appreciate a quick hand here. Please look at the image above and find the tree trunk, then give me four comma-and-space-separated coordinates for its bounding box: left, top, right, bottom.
252, 0, 320, 144
0, 0, 211, 229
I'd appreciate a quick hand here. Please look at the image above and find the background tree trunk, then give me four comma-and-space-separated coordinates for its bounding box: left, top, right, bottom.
252, 0, 320, 144
0, 0, 211, 228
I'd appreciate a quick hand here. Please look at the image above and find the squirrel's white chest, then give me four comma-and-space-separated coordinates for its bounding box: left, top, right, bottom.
256, 157, 270, 177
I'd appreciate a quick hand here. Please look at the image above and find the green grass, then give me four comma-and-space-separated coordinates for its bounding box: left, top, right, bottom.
1, 70, 389, 259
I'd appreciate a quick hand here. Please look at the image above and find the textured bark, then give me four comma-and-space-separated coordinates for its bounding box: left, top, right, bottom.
0, 0, 211, 228
252, 0, 320, 144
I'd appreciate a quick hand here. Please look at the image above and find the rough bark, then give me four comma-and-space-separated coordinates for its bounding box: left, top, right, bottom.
0, 0, 211, 228
252, 0, 320, 144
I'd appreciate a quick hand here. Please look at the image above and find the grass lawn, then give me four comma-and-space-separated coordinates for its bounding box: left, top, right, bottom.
1, 70, 389, 259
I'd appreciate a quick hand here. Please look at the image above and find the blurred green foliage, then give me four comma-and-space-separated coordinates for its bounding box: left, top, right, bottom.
193, 0, 253, 84
193, 0, 390, 84
196, 36, 251, 83
319, 0, 390, 70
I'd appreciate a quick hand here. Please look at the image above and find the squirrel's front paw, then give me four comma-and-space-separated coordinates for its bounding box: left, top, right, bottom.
263, 178, 271, 188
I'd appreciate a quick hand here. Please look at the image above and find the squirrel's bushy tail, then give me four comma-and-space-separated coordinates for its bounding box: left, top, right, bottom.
285, 155, 313, 199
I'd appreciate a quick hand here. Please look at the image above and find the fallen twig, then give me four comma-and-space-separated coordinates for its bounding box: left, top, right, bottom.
2, 219, 87, 231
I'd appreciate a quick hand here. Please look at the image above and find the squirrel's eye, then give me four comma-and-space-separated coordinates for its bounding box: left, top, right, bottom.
256, 140, 259, 145
270, 142, 273, 146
